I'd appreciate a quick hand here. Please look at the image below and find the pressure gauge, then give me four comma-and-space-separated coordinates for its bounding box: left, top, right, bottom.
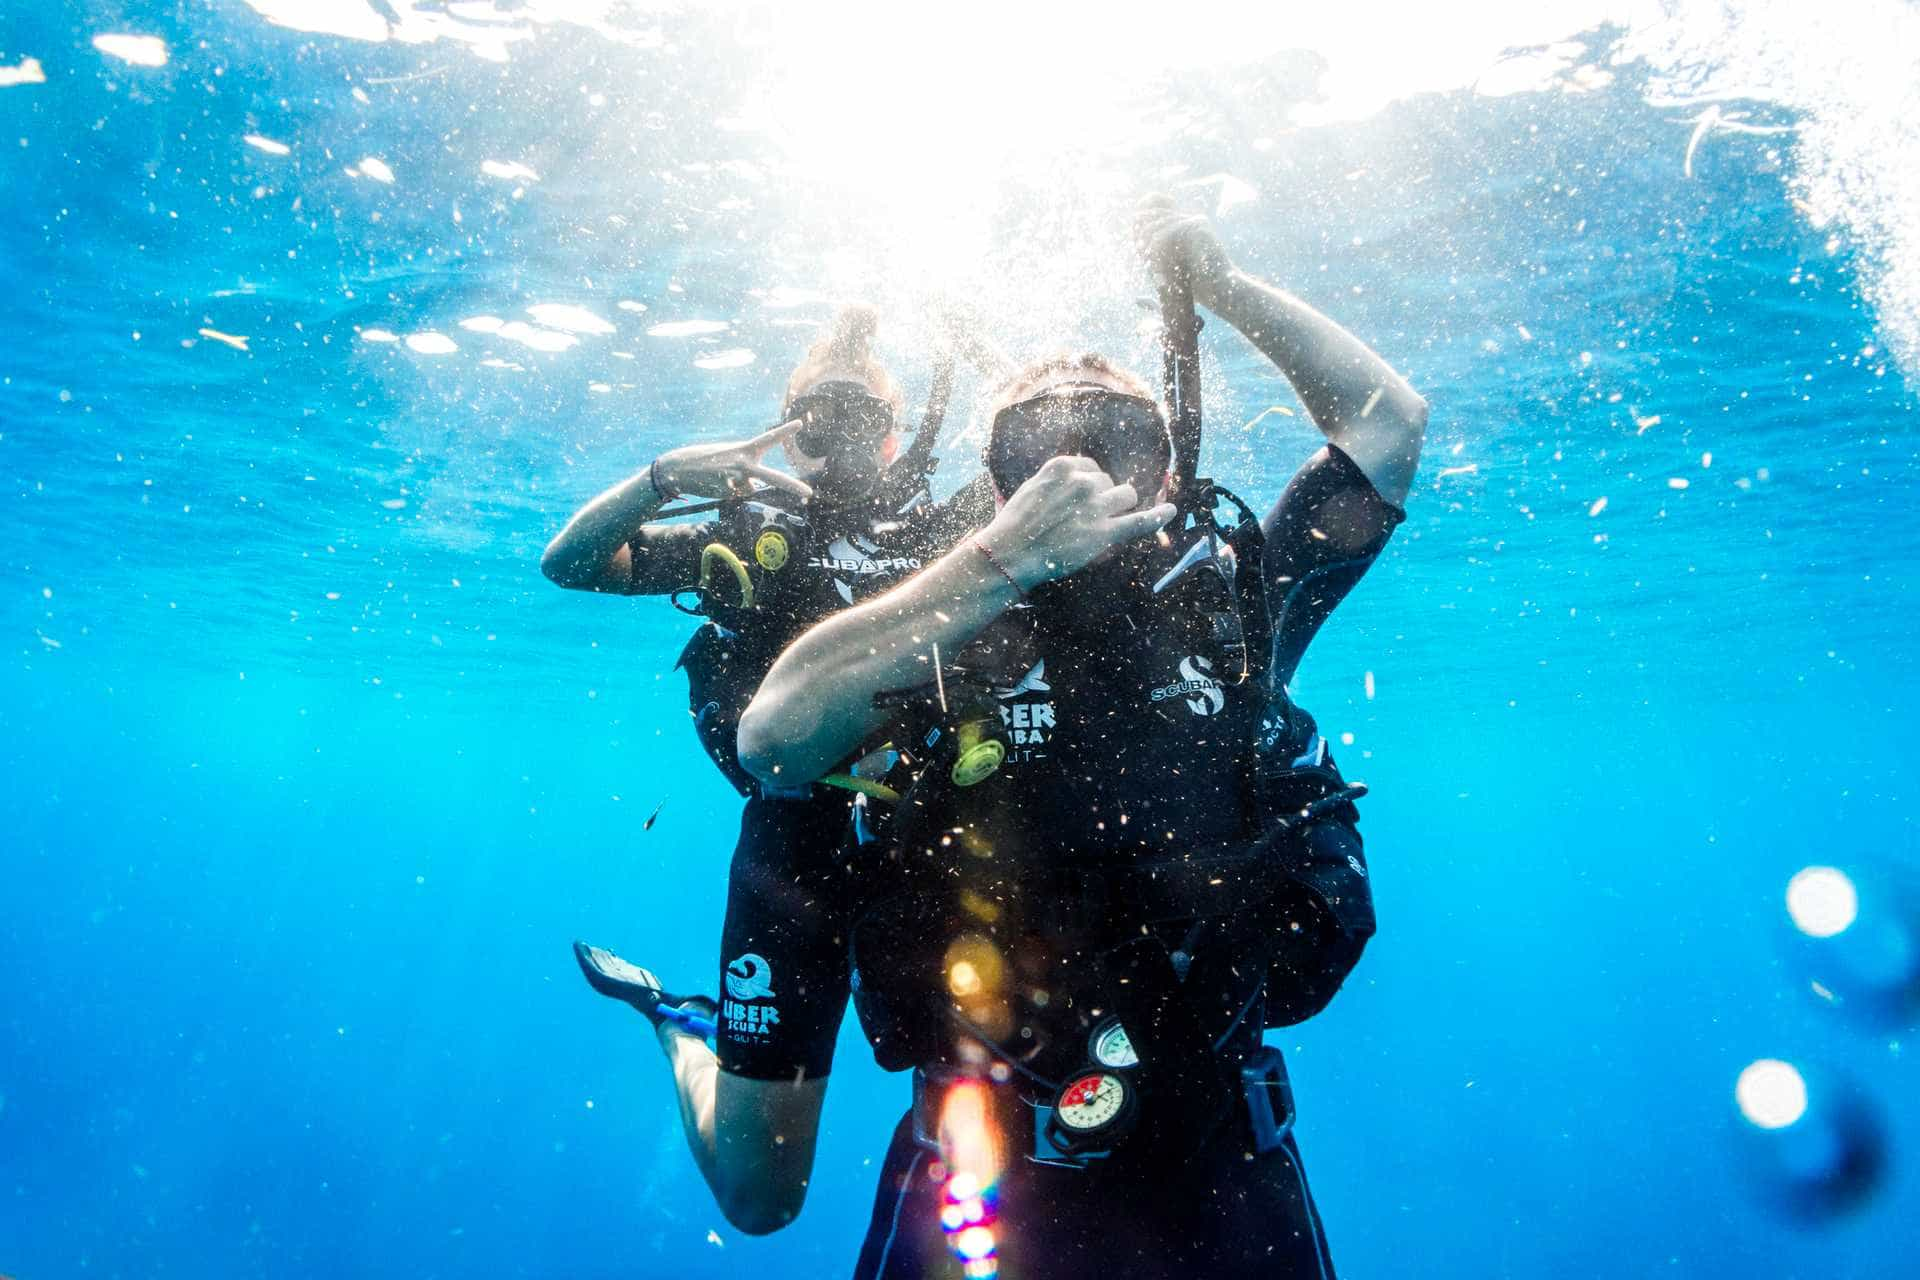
1089, 1019, 1139, 1069
1054, 1071, 1133, 1137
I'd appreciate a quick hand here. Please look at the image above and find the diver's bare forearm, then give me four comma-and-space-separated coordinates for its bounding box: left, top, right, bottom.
739, 541, 1019, 785
541, 469, 667, 590
1207, 269, 1428, 505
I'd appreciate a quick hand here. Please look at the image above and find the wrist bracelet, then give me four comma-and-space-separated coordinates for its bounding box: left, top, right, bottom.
649, 457, 679, 502
971, 536, 1024, 599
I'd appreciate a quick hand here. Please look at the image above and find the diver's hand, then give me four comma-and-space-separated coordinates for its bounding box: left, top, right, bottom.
654, 419, 814, 501
1134, 193, 1237, 309
980, 456, 1176, 591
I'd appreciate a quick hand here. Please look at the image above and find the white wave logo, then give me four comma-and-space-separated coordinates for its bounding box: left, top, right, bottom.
1150, 655, 1225, 715
724, 953, 776, 1002
994, 660, 1051, 701
1179, 655, 1225, 716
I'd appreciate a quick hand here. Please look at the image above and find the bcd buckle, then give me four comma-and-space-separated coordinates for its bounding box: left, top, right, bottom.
1241, 1045, 1295, 1154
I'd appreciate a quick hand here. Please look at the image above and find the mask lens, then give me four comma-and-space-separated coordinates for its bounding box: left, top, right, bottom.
988, 389, 1171, 499
790, 381, 895, 458
787, 381, 895, 500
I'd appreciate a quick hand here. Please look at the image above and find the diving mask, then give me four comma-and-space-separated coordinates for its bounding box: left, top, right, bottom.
786, 379, 897, 499
986, 382, 1173, 501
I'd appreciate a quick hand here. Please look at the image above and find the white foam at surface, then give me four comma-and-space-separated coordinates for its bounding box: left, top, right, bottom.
526, 304, 614, 335
648, 320, 729, 338
244, 0, 390, 43
92, 34, 169, 67
481, 159, 540, 182
459, 316, 505, 334
694, 349, 756, 370
219, 0, 1920, 378
495, 322, 578, 353
1473, 41, 1594, 97
405, 332, 458, 355
617, 300, 648, 313
357, 157, 395, 184
244, 134, 292, 156
360, 328, 399, 343
0, 57, 46, 88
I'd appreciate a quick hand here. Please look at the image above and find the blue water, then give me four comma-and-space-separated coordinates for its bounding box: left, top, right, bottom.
3, 3, 1917, 1277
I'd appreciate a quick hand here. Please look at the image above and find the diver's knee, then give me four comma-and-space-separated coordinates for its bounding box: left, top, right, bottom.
716, 1183, 804, 1236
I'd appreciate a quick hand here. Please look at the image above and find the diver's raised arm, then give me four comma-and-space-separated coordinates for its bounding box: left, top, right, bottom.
1135, 194, 1429, 508
540, 421, 814, 593
738, 458, 1174, 786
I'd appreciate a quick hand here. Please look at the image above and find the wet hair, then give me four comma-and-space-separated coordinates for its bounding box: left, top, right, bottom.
986, 352, 1159, 417
784, 304, 905, 417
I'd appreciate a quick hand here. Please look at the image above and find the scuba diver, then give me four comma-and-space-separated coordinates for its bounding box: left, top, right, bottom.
542, 305, 995, 1234
728, 195, 1428, 1277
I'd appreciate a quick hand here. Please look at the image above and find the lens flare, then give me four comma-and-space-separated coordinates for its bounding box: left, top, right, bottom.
955, 1226, 996, 1261
938, 1083, 1001, 1194
1730, 1059, 1891, 1220
937, 1081, 1003, 1277
948, 960, 983, 997
1787, 865, 1859, 938
1735, 1058, 1808, 1130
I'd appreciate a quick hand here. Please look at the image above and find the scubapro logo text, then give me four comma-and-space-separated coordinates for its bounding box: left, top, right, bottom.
1150, 655, 1225, 716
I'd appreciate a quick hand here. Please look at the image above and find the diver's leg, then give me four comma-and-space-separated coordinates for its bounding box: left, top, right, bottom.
1254, 1132, 1341, 1279
1175, 1127, 1339, 1279
574, 938, 728, 1192
849, 1111, 939, 1280
573, 791, 850, 1232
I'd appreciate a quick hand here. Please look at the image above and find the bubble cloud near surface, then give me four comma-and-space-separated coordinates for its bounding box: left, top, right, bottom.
1619, 0, 1920, 374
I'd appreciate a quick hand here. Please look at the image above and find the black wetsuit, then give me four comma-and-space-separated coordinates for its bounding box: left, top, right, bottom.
712, 446, 1402, 1276
626, 481, 992, 1081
